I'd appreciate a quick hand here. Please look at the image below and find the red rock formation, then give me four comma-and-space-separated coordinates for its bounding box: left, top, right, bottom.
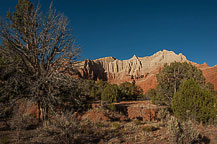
136, 74, 158, 93
74, 50, 217, 93
201, 65, 217, 90
127, 101, 166, 121
191, 62, 217, 90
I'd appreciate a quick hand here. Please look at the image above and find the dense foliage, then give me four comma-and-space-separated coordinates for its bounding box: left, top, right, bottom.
172, 78, 217, 123
101, 84, 120, 103
153, 62, 206, 106
75, 79, 143, 103
145, 88, 157, 100
119, 82, 143, 100
89, 80, 109, 100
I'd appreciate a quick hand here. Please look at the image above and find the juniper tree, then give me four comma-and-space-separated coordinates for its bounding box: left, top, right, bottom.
172, 78, 216, 123
154, 62, 205, 106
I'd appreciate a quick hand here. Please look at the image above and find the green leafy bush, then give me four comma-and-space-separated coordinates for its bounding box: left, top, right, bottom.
206, 82, 217, 98
111, 122, 121, 129
146, 88, 164, 104
101, 84, 120, 103
119, 82, 143, 100
77, 79, 95, 100
91, 80, 108, 100
76, 79, 109, 101
107, 103, 117, 111
172, 78, 217, 123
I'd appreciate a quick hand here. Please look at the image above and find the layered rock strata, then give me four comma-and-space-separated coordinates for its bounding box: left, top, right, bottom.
74, 50, 217, 93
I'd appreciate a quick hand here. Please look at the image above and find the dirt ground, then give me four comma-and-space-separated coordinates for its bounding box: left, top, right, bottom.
0, 101, 216, 144
0, 115, 217, 144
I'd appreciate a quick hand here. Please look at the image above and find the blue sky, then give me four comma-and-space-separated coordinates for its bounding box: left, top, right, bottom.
1, 0, 217, 66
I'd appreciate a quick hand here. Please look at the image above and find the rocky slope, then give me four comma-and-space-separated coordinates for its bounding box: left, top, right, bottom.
74, 50, 217, 93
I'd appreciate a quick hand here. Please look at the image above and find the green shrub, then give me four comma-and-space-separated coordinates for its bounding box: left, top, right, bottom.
107, 103, 117, 111
206, 82, 217, 98
119, 82, 143, 100
77, 79, 95, 100
74, 79, 109, 101
111, 122, 121, 129
172, 78, 217, 123
142, 125, 158, 132
145, 88, 156, 100
81, 79, 109, 101
101, 84, 120, 103
93, 80, 109, 100
145, 88, 162, 104
152, 91, 166, 105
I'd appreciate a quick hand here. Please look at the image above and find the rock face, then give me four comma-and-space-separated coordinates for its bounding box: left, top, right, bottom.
82, 101, 165, 122
74, 50, 217, 93
127, 101, 166, 121
201, 65, 217, 90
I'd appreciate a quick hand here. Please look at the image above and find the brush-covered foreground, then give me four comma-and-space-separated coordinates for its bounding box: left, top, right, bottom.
0, 101, 216, 144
